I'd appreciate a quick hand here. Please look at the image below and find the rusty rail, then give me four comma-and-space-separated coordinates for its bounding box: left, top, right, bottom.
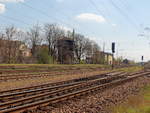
0, 71, 148, 113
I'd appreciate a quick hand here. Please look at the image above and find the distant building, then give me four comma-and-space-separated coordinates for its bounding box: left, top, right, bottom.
57, 37, 74, 64
86, 51, 102, 64
103, 52, 113, 65
0, 39, 31, 63
85, 51, 113, 65
19, 44, 32, 57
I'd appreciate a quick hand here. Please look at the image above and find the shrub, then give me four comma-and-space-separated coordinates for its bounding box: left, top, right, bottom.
37, 48, 55, 64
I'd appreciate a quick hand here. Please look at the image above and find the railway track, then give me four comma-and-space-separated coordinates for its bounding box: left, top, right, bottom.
0, 69, 110, 82
0, 71, 121, 94
0, 65, 135, 82
0, 72, 126, 103
0, 72, 87, 82
0, 67, 105, 75
0, 70, 147, 113
0, 72, 72, 82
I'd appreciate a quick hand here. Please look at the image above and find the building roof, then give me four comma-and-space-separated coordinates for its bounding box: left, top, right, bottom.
101, 52, 113, 56
58, 37, 74, 41
0, 39, 24, 45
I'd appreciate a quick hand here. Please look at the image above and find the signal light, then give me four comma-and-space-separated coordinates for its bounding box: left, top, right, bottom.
112, 42, 115, 53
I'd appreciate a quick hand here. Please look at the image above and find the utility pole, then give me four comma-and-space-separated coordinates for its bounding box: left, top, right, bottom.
72, 29, 75, 40
103, 42, 105, 64
72, 29, 75, 64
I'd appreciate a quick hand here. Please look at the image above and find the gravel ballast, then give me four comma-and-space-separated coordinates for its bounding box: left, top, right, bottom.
25, 76, 150, 113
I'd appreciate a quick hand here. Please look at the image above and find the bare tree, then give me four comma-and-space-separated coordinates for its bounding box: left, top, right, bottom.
74, 34, 87, 63
0, 32, 4, 39
84, 38, 93, 56
0, 32, 5, 63
0, 23, 103, 64
73, 34, 101, 64
0, 32, 5, 49
27, 24, 42, 56
4, 26, 17, 63
91, 42, 101, 64
44, 24, 65, 61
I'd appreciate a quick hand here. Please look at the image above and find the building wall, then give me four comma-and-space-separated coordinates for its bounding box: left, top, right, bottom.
57, 38, 74, 64
19, 44, 32, 57
104, 53, 113, 65
0, 39, 32, 63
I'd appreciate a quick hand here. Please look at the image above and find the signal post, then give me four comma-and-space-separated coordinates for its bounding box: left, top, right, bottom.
112, 42, 115, 70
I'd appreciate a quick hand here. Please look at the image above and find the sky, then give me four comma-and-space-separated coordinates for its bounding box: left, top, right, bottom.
0, 0, 150, 62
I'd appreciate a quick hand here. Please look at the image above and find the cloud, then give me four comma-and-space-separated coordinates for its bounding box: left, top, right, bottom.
0, 3, 5, 14
112, 24, 117, 27
76, 13, 106, 23
144, 27, 150, 31
56, 0, 64, 3
59, 25, 72, 32
0, 0, 24, 14
0, 0, 24, 3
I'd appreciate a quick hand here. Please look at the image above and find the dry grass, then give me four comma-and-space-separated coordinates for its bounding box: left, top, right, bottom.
116, 66, 142, 73
0, 64, 110, 74
112, 85, 150, 113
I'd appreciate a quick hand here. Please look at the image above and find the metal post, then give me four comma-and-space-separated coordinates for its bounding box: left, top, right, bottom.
141, 56, 144, 70
112, 53, 114, 70
112, 42, 115, 70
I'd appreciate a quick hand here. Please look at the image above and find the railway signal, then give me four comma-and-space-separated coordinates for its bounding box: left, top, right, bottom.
111, 42, 115, 69
141, 56, 144, 68
112, 42, 115, 53
141, 56, 144, 61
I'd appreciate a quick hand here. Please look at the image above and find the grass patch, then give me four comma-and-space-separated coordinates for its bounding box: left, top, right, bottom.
112, 85, 150, 113
0, 64, 110, 70
0, 64, 141, 71
0, 64, 109, 67
116, 66, 142, 73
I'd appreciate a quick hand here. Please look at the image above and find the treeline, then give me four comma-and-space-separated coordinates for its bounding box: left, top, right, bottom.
0, 23, 104, 64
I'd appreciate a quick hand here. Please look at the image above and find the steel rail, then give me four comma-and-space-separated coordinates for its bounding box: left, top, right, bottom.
0, 71, 149, 113
0, 72, 126, 103
0, 73, 127, 111
0, 71, 121, 94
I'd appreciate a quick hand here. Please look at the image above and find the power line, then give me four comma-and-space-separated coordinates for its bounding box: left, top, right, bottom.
5, 6, 45, 24
41, 0, 81, 31
98, 0, 111, 19
0, 5, 37, 26
40, 0, 103, 41
107, 0, 140, 32
0, 0, 104, 43
0, 7, 86, 42
19, 2, 75, 30
88, 0, 111, 24
0, 15, 30, 26
117, 0, 143, 28
0, 7, 47, 32
2, 4, 76, 33
39, 1, 71, 21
